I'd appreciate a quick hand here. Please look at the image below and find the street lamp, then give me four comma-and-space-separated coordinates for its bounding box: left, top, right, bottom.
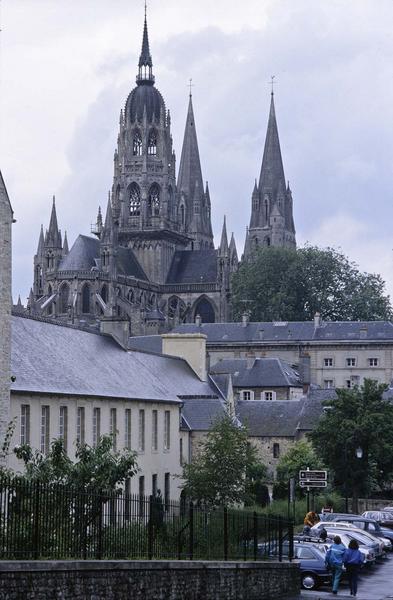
345, 445, 363, 513
356, 447, 363, 459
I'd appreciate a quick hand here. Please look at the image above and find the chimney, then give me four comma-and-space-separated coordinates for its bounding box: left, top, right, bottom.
100, 317, 130, 350
314, 312, 321, 329
162, 333, 207, 381
242, 313, 249, 327
246, 351, 255, 370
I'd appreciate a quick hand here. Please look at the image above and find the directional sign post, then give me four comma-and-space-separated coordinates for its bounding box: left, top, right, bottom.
298, 468, 328, 512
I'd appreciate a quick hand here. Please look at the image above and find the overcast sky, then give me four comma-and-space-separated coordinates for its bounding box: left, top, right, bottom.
1, 0, 393, 304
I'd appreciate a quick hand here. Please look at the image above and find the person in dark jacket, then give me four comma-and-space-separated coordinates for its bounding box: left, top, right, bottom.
325, 535, 346, 595
343, 539, 363, 596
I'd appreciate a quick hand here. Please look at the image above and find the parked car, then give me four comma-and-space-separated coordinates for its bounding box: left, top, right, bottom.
259, 540, 332, 590
311, 525, 377, 564
362, 511, 393, 529
311, 520, 391, 553
323, 513, 393, 548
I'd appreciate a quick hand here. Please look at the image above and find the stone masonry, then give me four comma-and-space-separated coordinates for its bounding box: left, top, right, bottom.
0, 171, 13, 460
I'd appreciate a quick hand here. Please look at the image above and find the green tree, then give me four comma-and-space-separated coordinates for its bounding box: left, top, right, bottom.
232, 245, 392, 322
274, 440, 324, 499
310, 380, 393, 502
181, 414, 265, 507
13, 435, 138, 492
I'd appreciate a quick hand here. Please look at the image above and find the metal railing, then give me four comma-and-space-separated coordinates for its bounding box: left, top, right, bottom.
0, 478, 293, 561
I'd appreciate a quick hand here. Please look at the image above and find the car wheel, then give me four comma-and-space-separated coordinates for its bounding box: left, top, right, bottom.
301, 572, 319, 590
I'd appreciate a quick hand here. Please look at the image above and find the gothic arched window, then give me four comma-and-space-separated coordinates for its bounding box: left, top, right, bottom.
101, 284, 108, 304
129, 183, 141, 216
180, 205, 185, 227
47, 284, 53, 315
264, 199, 269, 222
167, 186, 174, 219
148, 184, 160, 217
147, 130, 157, 156
133, 130, 142, 156
59, 283, 69, 314
194, 298, 215, 324
82, 283, 90, 314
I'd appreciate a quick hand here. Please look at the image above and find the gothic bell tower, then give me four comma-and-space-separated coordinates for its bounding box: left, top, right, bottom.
110, 9, 190, 283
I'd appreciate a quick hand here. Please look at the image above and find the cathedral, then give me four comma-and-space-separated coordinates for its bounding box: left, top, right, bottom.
29, 10, 296, 334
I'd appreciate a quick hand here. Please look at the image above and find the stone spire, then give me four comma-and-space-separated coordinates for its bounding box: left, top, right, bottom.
63, 231, 69, 255
36, 224, 44, 255
258, 92, 286, 198
229, 232, 238, 263
178, 94, 213, 248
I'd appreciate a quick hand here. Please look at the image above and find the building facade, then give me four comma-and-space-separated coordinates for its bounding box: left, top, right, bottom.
0, 171, 13, 455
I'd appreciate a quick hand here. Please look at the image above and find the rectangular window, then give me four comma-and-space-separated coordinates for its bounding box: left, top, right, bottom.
180, 438, 183, 466
273, 443, 280, 458
139, 475, 145, 517
264, 391, 276, 401
164, 411, 170, 450
324, 380, 334, 389
20, 405, 30, 445
59, 406, 68, 453
369, 358, 379, 367
139, 409, 145, 452
40, 405, 50, 455
125, 409, 132, 450
346, 358, 356, 367
152, 474, 158, 496
93, 407, 101, 447
346, 376, 360, 389
164, 472, 170, 511
241, 390, 252, 401
110, 408, 117, 451
152, 409, 158, 451
324, 358, 333, 367
76, 407, 85, 446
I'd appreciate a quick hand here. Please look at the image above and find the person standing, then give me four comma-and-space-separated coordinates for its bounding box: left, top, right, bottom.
343, 539, 363, 597
325, 535, 346, 595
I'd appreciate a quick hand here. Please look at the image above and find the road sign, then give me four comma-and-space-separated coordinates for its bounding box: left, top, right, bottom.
299, 470, 327, 481
299, 480, 327, 488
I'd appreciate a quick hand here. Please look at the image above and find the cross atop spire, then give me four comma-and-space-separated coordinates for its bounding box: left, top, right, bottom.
137, 3, 154, 85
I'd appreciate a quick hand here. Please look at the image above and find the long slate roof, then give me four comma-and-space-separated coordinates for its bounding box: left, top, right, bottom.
210, 357, 301, 388
181, 398, 227, 431
173, 320, 393, 343
11, 315, 217, 402
166, 249, 217, 284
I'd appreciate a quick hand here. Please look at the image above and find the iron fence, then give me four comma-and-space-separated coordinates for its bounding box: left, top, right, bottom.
0, 478, 293, 561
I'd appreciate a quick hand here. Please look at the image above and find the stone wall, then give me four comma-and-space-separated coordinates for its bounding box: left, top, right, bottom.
0, 173, 12, 460
0, 560, 300, 600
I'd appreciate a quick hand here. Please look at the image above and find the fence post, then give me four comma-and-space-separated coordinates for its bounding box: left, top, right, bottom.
148, 495, 154, 560
253, 512, 258, 561
189, 502, 194, 560
278, 516, 283, 562
96, 492, 103, 560
32, 481, 40, 560
223, 507, 228, 561
288, 518, 294, 562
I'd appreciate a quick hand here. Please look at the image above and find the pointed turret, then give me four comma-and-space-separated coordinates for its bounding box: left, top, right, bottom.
45, 196, 62, 248
63, 231, 69, 255
258, 93, 286, 197
218, 216, 229, 257
36, 225, 44, 255
229, 232, 238, 265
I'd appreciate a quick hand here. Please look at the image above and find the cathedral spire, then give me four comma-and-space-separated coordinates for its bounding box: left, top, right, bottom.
36, 224, 44, 255
137, 4, 154, 85
46, 196, 62, 248
178, 94, 204, 203
63, 231, 69, 255
259, 93, 286, 196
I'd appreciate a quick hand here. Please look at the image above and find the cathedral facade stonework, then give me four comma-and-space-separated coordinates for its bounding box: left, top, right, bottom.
29, 11, 296, 334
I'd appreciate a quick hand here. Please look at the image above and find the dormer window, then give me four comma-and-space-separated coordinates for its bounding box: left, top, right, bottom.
148, 130, 157, 156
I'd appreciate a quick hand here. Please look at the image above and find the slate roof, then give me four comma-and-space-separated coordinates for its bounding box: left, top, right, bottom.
58, 235, 100, 271
173, 320, 393, 343
128, 335, 162, 353
11, 315, 217, 402
58, 235, 148, 281
210, 357, 301, 388
238, 400, 304, 437
181, 398, 228, 431
166, 250, 217, 284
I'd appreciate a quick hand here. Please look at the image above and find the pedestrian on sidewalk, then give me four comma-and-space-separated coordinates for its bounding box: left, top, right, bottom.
343, 539, 363, 597
325, 534, 346, 595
